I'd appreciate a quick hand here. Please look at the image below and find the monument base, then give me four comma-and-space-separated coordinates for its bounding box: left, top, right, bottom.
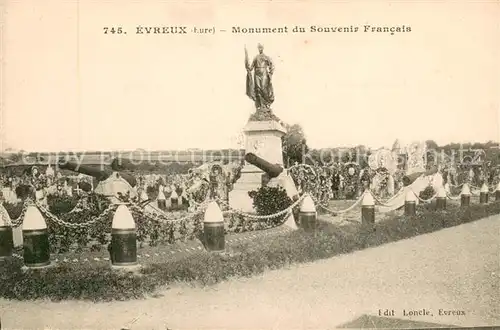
283, 212, 298, 230
228, 119, 287, 213
228, 168, 263, 213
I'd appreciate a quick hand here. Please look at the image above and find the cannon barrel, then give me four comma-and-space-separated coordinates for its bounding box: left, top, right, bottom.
402, 166, 438, 186
116, 172, 138, 188
58, 161, 138, 188
244, 153, 283, 179
111, 157, 140, 172
58, 161, 112, 181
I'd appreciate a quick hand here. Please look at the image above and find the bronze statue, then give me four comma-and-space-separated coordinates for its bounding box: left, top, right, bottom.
245, 44, 275, 111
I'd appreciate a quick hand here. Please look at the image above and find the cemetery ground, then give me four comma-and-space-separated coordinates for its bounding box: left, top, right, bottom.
1, 197, 499, 328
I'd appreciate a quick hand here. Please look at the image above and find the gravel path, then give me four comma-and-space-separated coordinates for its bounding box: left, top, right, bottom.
1, 215, 498, 329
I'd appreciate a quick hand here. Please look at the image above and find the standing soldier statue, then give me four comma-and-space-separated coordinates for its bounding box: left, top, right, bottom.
245, 43, 275, 112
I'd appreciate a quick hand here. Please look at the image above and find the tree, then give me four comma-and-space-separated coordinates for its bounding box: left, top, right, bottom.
354, 145, 369, 167
425, 140, 439, 151
282, 123, 309, 167
484, 140, 499, 149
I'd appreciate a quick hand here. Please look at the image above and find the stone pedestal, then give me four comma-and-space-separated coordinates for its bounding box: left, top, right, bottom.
229, 120, 286, 212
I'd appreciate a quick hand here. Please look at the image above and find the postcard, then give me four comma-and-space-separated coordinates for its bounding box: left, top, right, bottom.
0, 1, 499, 329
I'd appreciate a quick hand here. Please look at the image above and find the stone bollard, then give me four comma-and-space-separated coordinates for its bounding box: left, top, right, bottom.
203, 201, 225, 252
110, 204, 138, 268
479, 183, 489, 204
22, 204, 51, 268
436, 186, 447, 210
444, 183, 451, 195
496, 181, 500, 201
181, 191, 189, 206
177, 190, 185, 207
299, 194, 317, 232
461, 183, 471, 207
0, 204, 13, 260
170, 189, 179, 206
361, 190, 375, 225
404, 190, 417, 216
140, 190, 149, 202
157, 188, 166, 211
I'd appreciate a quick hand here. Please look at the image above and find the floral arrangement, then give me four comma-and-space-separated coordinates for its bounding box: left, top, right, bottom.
341, 163, 361, 199
45, 193, 113, 253
248, 186, 293, 225
2, 192, 207, 253
419, 185, 436, 201
370, 167, 390, 199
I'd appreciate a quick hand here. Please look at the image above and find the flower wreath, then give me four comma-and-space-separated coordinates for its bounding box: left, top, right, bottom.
288, 164, 319, 195
374, 166, 389, 176
328, 164, 340, 175
392, 168, 405, 186
289, 164, 317, 181
210, 164, 223, 178
372, 167, 390, 189
341, 162, 360, 182
321, 166, 335, 180
316, 166, 333, 187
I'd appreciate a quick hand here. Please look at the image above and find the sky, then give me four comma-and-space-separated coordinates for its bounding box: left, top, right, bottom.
2, 0, 499, 152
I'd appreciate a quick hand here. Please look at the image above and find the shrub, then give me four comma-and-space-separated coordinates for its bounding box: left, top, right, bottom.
45, 193, 113, 253
3, 201, 23, 219
46, 194, 80, 215
419, 185, 436, 200
249, 186, 293, 225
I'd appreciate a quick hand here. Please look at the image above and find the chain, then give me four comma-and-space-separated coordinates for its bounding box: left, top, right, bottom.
469, 183, 499, 193
311, 192, 364, 215
383, 187, 405, 203
36, 201, 117, 229
139, 194, 210, 214
1, 190, 89, 228
288, 163, 318, 173
0, 203, 13, 226
470, 185, 495, 193
64, 197, 86, 215
128, 200, 206, 223
370, 191, 403, 208
220, 194, 306, 221
446, 193, 461, 201
3, 200, 29, 228
411, 190, 437, 203
184, 180, 211, 208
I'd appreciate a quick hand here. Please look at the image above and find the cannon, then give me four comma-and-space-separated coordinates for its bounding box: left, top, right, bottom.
110, 157, 140, 173
58, 160, 137, 188
402, 166, 438, 186
58, 161, 111, 182
244, 153, 283, 179
57, 160, 139, 202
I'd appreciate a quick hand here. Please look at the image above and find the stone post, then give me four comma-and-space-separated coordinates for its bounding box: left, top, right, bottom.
203, 201, 225, 252
110, 204, 138, 269
299, 194, 317, 232
361, 190, 375, 224
404, 190, 417, 216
